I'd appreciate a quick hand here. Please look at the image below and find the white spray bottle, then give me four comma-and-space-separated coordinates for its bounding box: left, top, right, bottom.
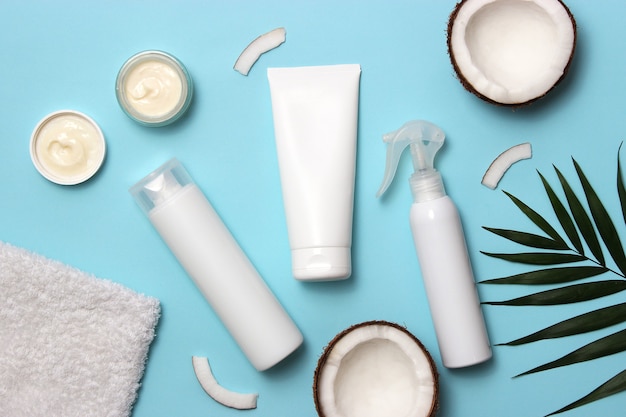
377, 120, 491, 368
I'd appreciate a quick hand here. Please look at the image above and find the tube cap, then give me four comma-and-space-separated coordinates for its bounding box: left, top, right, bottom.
291, 247, 351, 281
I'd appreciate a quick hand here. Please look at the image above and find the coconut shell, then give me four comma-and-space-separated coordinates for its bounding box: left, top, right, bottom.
446, 0, 577, 107
313, 320, 439, 417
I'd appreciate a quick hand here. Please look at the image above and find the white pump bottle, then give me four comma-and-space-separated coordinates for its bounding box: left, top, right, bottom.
377, 120, 492, 368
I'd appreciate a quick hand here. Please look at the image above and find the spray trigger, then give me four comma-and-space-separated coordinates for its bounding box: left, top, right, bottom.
376, 120, 446, 198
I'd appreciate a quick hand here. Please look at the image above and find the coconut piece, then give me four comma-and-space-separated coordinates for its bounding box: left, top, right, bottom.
482, 142, 532, 189
447, 0, 576, 106
234, 27, 286, 76
313, 321, 438, 417
191, 356, 258, 410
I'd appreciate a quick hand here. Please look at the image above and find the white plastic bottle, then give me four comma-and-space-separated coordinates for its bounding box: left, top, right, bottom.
377, 120, 492, 368
130, 158, 303, 371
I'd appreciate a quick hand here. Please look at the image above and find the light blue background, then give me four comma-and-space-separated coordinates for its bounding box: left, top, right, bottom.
1, 1, 625, 416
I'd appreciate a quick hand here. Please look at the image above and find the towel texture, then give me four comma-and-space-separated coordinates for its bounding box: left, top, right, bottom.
0, 241, 160, 417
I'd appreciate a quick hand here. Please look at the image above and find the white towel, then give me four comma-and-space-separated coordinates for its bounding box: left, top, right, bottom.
0, 241, 160, 417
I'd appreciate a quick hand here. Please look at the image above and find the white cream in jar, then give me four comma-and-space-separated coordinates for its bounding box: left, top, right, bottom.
116, 51, 192, 126
30, 110, 106, 185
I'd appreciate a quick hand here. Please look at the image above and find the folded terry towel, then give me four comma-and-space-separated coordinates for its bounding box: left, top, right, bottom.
0, 241, 160, 417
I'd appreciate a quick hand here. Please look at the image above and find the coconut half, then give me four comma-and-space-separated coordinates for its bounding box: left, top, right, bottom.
447, 0, 576, 106
313, 321, 438, 417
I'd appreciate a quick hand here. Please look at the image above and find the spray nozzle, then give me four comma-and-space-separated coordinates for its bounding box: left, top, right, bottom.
376, 120, 446, 201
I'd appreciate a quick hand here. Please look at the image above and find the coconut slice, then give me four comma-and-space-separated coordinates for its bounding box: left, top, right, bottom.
234, 27, 286, 76
191, 356, 258, 410
313, 321, 438, 417
447, 0, 576, 106
482, 142, 532, 189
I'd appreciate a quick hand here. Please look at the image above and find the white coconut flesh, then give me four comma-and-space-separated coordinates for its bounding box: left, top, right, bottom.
448, 0, 576, 105
234, 27, 286, 76
191, 356, 258, 410
482, 142, 532, 189
314, 321, 438, 417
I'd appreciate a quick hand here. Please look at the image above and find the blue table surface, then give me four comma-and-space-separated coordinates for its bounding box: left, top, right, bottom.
2, 1, 625, 416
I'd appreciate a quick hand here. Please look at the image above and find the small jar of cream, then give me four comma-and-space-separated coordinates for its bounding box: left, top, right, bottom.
116, 50, 193, 126
30, 110, 107, 185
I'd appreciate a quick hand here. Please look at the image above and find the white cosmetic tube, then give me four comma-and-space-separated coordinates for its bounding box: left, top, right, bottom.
267, 64, 361, 281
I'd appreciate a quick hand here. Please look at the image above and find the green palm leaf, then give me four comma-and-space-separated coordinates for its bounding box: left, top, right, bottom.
480, 251, 585, 265
539, 170, 584, 254
515, 328, 626, 377
574, 158, 626, 275
545, 369, 626, 416
482, 227, 569, 250
617, 143, 626, 226
480, 266, 608, 285
483, 280, 626, 307
555, 165, 605, 264
483, 146, 626, 415
504, 190, 567, 246
500, 303, 626, 346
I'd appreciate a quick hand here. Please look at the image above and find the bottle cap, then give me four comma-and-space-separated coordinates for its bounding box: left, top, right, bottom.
129, 158, 192, 216
291, 247, 351, 281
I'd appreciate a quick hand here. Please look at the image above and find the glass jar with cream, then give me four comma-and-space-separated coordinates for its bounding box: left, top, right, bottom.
116, 50, 193, 127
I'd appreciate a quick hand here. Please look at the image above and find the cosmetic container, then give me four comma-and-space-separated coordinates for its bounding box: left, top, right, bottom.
130, 158, 303, 371
267, 64, 361, 281
377, 120, 492, 368
116, 50, 193, 126
30, 110, 106, 185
